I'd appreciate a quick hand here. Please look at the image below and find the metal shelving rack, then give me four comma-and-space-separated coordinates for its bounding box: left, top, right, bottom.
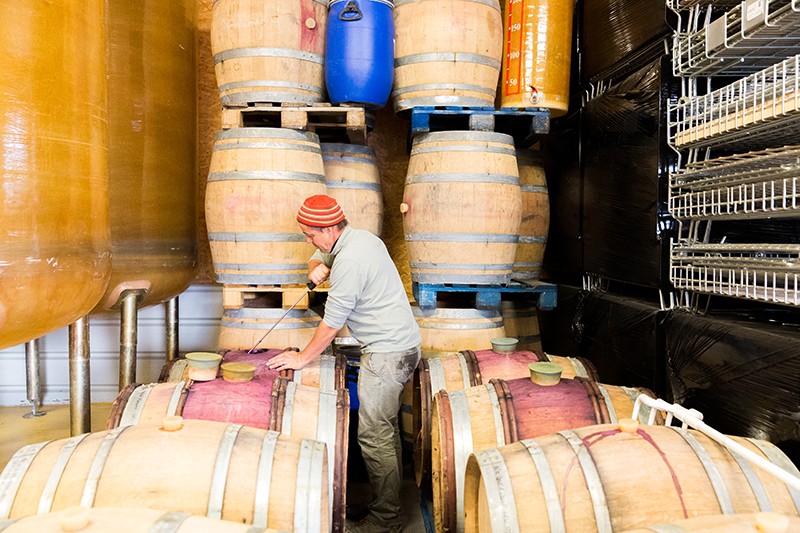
667, 0, 740, 12
670, 54, 800, 151
673, 0, 800, 77
667, 1, 800, 308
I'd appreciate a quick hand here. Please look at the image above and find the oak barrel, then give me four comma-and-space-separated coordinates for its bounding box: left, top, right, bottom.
321, 143, 383, 236
623, 512, 800, 532
271, 378, 350, 533
433, 377, 658, 532
403, 131, 522, 285
414, 349, 598, 492
0, 507, 287, 532
500, 300, 543, 354
393, 0, 503, 112
106, 376, 349, 533
512, 150, 549, 281
210, 0, 328, 105
158, 349, 346, 392
464, 423, 800, 532
0, 420, 329, 532
218, 307, 322, 352
413, 307, 506, 357
205, 128, 326, 285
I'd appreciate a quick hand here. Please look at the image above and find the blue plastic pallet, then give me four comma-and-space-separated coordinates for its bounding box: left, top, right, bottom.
412, 280, 558, 311
410, 105, 550, 137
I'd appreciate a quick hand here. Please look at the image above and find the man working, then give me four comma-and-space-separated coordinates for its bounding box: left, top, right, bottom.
267, 194, 421, 533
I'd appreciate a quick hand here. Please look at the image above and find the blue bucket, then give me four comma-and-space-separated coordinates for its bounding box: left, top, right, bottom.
326, 0, 394, 109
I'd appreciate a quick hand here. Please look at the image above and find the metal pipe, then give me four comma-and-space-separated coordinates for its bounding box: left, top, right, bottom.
165, 296, 179, 362
119, 289, 145, 390
23, 338, 46, 418
69, 316, 91, 435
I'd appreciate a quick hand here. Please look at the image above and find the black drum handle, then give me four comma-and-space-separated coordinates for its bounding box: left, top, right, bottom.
340, 0, 363, 20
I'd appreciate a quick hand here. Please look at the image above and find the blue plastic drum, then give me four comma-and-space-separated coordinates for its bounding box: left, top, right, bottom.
326, 0, 395, 109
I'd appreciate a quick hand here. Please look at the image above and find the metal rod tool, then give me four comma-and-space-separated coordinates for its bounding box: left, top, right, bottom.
248, 281, 317, 353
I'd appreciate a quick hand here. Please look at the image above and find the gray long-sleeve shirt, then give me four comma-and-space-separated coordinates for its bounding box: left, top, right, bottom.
312, 226, 421, 352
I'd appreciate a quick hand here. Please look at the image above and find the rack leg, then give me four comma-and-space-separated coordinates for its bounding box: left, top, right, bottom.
69, 316, 91, 436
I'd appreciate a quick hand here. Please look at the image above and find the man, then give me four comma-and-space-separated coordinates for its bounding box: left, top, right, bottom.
268, 194, 421, 533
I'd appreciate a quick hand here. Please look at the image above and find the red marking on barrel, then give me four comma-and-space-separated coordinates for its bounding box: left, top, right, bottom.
559, 428, 689, 526
299, 0, 321, 52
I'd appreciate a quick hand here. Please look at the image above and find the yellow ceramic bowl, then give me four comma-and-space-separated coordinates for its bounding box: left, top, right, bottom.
491, 337, 519, 354
185, 352, 222, 381
221, 362, 256, 383
528, 361, 563, 386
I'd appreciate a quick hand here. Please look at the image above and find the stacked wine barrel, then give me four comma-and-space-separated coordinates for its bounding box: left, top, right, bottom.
207, 0, 385, 353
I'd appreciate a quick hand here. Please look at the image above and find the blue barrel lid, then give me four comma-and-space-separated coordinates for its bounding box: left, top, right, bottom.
329, 0, 394, 8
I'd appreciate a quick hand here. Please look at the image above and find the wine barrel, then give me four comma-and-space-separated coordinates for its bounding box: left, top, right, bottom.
321, 143, 383, 236
326, 0, 395, 108
413, 307, 505, 357
271, 378, 350, 533
205, 128, 326, 285
210, 0, 328, 105
433, 377, 659, 532
158, 350, 346, 392
107, 377, 349, 532
512, 150, 549, 281
414, 349, 598, 492
500, 300, 542, 354
392, 0, 502, 112
623, 512, 800, 532
499, 0, 574, 117
403, 131, 521, 285
464, 423, 800, 532
97, 0, 197, 311
218, 307, 322, 352
0, 2, 110, 349
0, 507, 287, 532
0, 420, 329, 532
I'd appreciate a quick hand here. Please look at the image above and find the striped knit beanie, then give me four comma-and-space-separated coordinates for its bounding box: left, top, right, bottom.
297, 194, 346, 227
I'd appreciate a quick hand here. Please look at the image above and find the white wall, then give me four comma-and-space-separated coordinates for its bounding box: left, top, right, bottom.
0, 285, 223, 406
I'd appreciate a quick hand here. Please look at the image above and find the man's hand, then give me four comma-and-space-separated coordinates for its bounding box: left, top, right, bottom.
309, 263, 330, 286
267, 349, 312, 371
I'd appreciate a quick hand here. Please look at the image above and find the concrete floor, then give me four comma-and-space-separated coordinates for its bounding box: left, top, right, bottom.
0, 403, 112, 472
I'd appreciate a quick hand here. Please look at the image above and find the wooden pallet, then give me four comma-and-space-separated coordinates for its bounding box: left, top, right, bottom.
409, 105, 550, 146
221, 103, 369, 144
412, 280, 558, 311
222, 282, 329, 310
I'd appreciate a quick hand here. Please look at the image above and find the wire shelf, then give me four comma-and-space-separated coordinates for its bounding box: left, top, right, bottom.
669, 54, 800, 151
667, 0, 742, 12
669, 145, 800, 219
673, 0, 800, 77
670, 242, 800, 305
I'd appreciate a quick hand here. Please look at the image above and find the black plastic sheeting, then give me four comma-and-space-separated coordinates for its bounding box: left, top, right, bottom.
540, 111, 583, 286
666, 310, 800, 451
582, 55, 678, 289
581, 0, 674, 83
540, 287, 669, 395
707, 219, 800, 245
541, 286, 800, 462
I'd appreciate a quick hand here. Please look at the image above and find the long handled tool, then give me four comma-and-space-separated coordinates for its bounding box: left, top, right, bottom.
248, 281, 317, 353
